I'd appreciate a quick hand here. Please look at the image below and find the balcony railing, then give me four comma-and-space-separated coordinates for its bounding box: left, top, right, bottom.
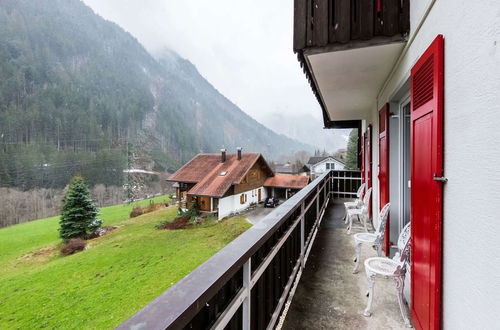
118, 171, 333, 330
293, 0, 410, 52
331, 169, 362, 199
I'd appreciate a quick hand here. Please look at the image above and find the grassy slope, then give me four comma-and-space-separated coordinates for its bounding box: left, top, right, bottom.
0, 195, 169, 265
0, 199, 251, 329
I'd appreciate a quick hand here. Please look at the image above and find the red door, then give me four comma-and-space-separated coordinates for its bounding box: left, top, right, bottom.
378, 104, 390, 255
365, 125, 373, 217
410, 35, 444, 330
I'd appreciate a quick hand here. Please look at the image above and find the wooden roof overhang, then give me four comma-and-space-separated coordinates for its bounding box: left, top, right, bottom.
293, 0, 410, 127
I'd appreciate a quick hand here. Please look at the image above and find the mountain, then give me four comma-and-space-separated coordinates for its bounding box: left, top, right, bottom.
0, 0, 312, 190
259, 113, 350, 154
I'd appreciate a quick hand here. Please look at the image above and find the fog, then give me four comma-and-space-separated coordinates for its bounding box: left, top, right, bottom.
81, 0, 321, 121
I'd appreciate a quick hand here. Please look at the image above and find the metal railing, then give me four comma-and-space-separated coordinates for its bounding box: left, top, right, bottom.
331, 169, 362, 199
118, 171, 333, 330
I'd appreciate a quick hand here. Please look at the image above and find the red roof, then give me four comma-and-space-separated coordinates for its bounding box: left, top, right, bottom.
264, 174, 310, 189
168, 153, 273, 197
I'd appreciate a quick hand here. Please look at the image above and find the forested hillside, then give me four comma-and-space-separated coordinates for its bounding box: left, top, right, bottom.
0, 0, 311, 192
0, 0, 313, 227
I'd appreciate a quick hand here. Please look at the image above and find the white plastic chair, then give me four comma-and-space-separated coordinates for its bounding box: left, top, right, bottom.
346, 187, 372, 234
344, 183, 366, 224
352, 203, 390, 274
363, 222, 412, 328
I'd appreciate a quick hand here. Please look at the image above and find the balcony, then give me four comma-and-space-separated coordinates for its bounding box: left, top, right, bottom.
281, 203, 408, 330
118, 171, 411, 329
293, 0, 410, 127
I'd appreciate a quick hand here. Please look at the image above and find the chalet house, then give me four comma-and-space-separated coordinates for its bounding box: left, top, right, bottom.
168, 149, 309, 219
307, 156, 345, 179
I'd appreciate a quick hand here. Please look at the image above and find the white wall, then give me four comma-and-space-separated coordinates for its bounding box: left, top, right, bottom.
369, 0, 500, 327
218, 187, 267, 220
311, 158, 345, 175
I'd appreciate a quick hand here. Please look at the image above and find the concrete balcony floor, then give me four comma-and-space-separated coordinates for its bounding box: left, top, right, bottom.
281, 202, 410, 330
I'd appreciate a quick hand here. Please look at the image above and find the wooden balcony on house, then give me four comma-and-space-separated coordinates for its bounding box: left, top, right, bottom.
293, 0, 410, 53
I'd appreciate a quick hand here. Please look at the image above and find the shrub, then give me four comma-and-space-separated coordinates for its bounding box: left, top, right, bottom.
157, 203, 200, 230
179, 204, 198, 218
130, 205, 143, 218
130, 202, 164, 218
156, 215, 190, 230
143, 202, 162, 213
61, 238, 86, 255
59, 176, 101, 240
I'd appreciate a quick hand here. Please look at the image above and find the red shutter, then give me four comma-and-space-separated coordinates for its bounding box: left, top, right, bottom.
378, 104, 390, 255
361, 133, 366, 183
410, 35, 444, 330
366, 125, 373, 217
366, 125, 372, 189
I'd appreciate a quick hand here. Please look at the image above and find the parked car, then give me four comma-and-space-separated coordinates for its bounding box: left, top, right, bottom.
264, 197, 279, 208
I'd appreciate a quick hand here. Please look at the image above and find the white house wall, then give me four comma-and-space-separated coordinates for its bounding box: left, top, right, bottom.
311, 158, 345, 175
218, 187, 267, 220
366, 0, 500, 327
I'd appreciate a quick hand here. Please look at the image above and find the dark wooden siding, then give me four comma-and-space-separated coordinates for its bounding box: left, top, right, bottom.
294, 0, 410, 51
234, 162, 269, 195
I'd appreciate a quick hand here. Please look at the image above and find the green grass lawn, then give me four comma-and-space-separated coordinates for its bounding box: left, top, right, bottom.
0, 198, 251, 329
0, 195, 169, 266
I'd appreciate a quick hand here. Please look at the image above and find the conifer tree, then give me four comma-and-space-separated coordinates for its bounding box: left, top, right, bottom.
345, 129, 359, 170
59, 176, 102, 240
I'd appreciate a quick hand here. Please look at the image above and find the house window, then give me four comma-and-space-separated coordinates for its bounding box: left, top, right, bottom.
240, 194, 247, 204
326, 163, 335, 170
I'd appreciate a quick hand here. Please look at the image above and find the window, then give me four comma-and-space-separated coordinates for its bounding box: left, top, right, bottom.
240, 194, 247, 204
326, 163, 334, 170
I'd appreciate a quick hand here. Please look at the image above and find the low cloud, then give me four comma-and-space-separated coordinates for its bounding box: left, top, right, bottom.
82, 0, 321, 122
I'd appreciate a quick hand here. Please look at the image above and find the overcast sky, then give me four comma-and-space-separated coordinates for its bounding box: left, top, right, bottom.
81, 0, 322, 122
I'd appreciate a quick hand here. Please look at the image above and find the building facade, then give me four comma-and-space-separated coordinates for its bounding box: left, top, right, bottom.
307, 156, 346, 179
294, 0, 500, 329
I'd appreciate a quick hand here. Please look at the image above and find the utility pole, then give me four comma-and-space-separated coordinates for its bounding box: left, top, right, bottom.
124, 137, 135, 204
